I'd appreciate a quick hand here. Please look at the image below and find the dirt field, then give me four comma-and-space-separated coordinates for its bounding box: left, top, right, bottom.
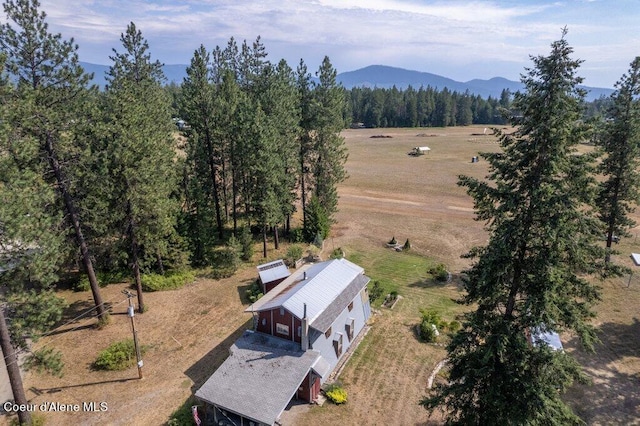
2, 126, 639, 425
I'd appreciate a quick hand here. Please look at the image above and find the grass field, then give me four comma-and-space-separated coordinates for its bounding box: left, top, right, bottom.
6, 126, 640, 425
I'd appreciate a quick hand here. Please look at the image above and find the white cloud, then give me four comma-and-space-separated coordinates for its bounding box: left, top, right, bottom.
11, 0, 636, 87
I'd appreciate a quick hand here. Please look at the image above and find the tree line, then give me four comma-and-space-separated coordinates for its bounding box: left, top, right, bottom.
344, 85, 613, 129
0, 1, 346, 424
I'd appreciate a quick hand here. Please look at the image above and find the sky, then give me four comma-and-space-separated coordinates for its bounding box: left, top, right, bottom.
26, 0, 640, 88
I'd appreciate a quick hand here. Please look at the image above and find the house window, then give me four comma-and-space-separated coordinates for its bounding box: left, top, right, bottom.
276, 323, 289, 335
346, 318, 355, 341
279, 307, 285, 316
348, 301, 353, 311
325, 327, 332, 339
261, 318, 267, 326
333, 333, 343, 357
297, 326, 301, 336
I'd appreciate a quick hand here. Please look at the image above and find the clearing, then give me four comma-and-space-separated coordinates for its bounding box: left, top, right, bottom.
2, 126, 639, 425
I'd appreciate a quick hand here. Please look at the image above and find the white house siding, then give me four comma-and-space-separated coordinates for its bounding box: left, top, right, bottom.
308, 287, 370, 382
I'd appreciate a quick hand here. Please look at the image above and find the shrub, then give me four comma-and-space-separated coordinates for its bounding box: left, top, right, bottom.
419, 309, 445, 342
448, 320, 462, 333
325, 384, 348, 404
330, 247, 344, 259
246, 279, 264, 303
141, 270, 195, 292
94, 339, 146, 371
289, 227, 304, 243
403, 238, 411, 250
74, 270, 129, 291
23, 347, 64, 377
368, 280, 384, 303
388, 236, 397, 245
285, 244, 303, 266
428, 263, 449, 282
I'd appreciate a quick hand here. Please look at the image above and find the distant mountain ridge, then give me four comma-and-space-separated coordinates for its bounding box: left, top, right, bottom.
80, 62, 613, 101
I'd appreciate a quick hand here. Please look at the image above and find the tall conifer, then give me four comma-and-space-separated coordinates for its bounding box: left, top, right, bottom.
421, 30, 604, 425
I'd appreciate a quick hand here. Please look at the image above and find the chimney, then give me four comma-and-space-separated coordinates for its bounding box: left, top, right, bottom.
301, 303, 309, 351
303, 271, 307, 280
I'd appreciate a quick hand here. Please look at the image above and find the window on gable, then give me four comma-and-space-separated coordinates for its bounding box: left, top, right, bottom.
325, 326, 332, 339
279, 307, 285, 316
333, 333, 343, 357
348, 301, 353, 311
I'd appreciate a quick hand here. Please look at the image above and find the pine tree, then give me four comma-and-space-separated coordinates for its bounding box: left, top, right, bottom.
310, 56, 348, 219
102, 22, 181, 312
596, 57, 640, 266
0, 50, 66, 425
0, 0, 108, 322
421, 30, 604, 424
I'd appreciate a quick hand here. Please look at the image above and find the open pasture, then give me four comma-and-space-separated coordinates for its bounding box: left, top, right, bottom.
7, 126, 640, 425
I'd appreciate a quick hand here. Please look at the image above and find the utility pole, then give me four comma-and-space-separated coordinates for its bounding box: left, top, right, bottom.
123, 290, 143, 379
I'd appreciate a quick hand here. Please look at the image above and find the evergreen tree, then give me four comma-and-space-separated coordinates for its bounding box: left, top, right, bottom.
296, 59, 315, 229
181, 45, 225, 241
0, 51, 66, 425
421, 30, 604, 424
596, 57, 640, 266
0, 0, 108, 322
102, 22, 181, 312
311, 56, 348, 219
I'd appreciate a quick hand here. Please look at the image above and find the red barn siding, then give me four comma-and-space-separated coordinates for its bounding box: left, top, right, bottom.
256, 308, 302, 344
263, 277, 287, 293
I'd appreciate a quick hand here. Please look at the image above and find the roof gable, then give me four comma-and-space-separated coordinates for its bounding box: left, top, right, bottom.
248, 259, 368, 329
195, 330, 320, 425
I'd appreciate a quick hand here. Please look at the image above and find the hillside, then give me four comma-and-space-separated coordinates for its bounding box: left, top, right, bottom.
80, 62, 613, 101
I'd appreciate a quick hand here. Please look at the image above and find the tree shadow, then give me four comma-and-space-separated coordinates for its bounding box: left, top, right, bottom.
564, 319, 640, 423
184, 318, 253, 392
236, 278, 257, 305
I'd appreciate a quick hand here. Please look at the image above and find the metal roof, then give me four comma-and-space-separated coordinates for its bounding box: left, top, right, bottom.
195, 330, 320, 425
257, 259, 291, 284
248, 259, 367, 331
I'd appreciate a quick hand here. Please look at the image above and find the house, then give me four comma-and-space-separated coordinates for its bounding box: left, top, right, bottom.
256, 259, 291, 294
195, 258, 371, 425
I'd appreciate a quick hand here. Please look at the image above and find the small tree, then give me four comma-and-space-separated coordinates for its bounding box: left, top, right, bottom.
304, 195, 330, 242
239, 226, 254, 261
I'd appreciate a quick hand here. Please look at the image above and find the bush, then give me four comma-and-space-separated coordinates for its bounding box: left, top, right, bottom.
325, 384, 348, 404
74, 270, 129, 291
388, 236, 397, 245
368, 280, 384, 303
286, 245, 303, 266
448, 320, 462, 333
428, 263, 449, 282
246, 279, 264, 303
403, 239, 411, 250
289, 227, 304, 243
419, 309, 445, 342
141, 271, 195, 292
330, 247, 344, 259
94, 339, 146, 371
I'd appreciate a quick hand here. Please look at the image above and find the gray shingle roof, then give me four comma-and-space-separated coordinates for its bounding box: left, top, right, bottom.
310, 273, 369, 332
195, 330, 320, 425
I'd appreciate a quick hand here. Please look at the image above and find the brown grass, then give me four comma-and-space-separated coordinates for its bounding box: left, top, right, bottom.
4, 126, 640, 425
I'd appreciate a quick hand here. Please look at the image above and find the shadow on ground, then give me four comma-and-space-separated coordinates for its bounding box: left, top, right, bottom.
184, 318, 253, 392
565, 318, 640, 423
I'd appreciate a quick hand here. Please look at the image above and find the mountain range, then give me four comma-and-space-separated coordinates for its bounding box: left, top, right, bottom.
80, 62, 614, 102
